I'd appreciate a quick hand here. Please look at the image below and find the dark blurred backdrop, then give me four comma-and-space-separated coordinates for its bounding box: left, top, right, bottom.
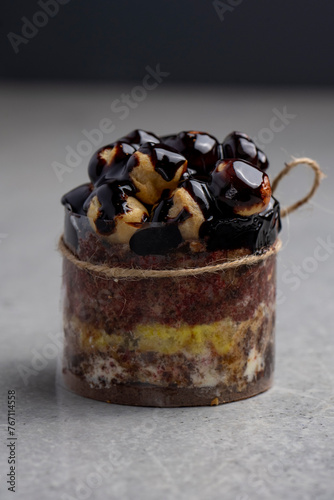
1, 0, 333, 86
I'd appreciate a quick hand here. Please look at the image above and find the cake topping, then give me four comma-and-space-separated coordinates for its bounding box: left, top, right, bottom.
61, 129, 281, 254
166, 187, 205, 241
163, 130, 221, 178
129, 223, 183, 255
222, 131, 269, 170
118, 129, 161, 149
152, 180, 215, 241
84, 183, 148, 243
209, 159, 272, 216
61, 183, 93, 215
88, 142, 135, 185
127, 143, 188, 205
200, 196, 280, 251
180, 178, 216, 218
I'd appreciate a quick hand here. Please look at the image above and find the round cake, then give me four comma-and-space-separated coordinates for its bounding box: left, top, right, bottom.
60, 129, 281, 407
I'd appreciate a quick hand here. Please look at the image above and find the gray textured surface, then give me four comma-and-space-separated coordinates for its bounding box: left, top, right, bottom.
0, 83, 333, 500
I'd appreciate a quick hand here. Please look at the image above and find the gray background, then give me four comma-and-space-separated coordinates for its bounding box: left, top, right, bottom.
2, 0, 334, 85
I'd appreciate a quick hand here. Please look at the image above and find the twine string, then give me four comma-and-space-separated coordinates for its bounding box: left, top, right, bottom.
58, 236, 282, 280
59, 157, 323, 280
272, 157, 324, 218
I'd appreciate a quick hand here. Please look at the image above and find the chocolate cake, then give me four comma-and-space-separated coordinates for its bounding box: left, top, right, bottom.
60, 129, 281, 407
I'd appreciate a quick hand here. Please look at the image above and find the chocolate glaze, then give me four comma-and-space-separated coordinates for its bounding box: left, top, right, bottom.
151, 197, 191, 233
83, 182, 138, 235
150, 197, 173, 222
223, 131, 269, 170
209, 159, 271, 215
163, 131, 221, 178
88, 142, 135, 185
143, 180, 216, 254
180, 178, 217, 218
127, 142, 187, 182
118, 129, 161, 149
151, 197, 191, 225
63, 211, 81, 253
200, 197, 280, 251
61, 184, 94, 252
61, 129, 281, 255
129, 222, 183, 255
61, 183, 93, 215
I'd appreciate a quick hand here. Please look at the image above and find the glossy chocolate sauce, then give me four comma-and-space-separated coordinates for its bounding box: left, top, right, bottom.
83, 182, 137, 235
200, 197, 281, 251
118, 129, 161, 149
209, 159, 271, 215
127, 142, 187, 182
180, 178, 216, 218
222, 131, 269, 170
89, 142, 136, 186
164, 131, 221, 178
151, 197, 192, 225
61, 183, 93, 215
61, 129, 281, 255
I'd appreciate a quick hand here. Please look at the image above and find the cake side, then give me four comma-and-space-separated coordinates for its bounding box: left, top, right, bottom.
62, 243, 276, 406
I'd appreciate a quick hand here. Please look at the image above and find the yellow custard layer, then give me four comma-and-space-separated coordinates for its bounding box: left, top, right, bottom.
69, 304, 265, 357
